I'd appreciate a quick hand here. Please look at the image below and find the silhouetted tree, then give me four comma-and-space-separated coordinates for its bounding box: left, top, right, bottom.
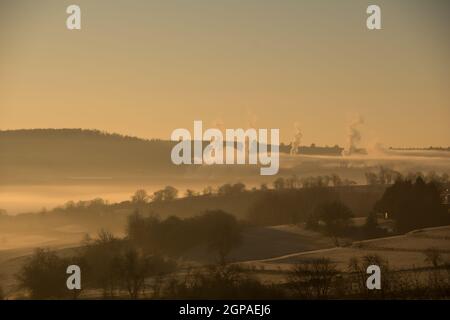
288, 258, 339, 299
164, 264, 284, 299
80, 230, 125, 297
273, 177, 285, 190
184, 189, 197, 197
315, 201, 353, 237
217, 183, 246, 196
16, 248, 69, 299
364, 211, 380, 237
202, 186, 214, 196
286, 175, 300, 189
248, 188, 340, 226
202, 210, 242, 265
115, 248, 151, 299
131, 189, 150, 204
126, 210, 242, 262
374, 177, 448, 232
126, 211, 152, 251
152, 186, 178, 202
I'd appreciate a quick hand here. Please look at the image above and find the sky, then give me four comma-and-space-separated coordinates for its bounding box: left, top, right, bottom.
0, 0, 449, 147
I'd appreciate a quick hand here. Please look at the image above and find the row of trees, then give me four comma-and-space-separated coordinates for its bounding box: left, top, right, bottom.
247, 188, 341, 226
365, 168, 449, 186
306, 201, 354, 238
252, 174, 448, 235
305, 200, 393, 241
16, 234, 176, 299
16, 249, 449, 299
79, 231, 176, 299
131, 171, 448, 204
287, 253, 450, 299
127, 210, 242, 264
129, 174, 356, 206
131, 183, 249, 204
151, 250, 450, 299
375, 177, 449, 232
186, 174, 360, 198
304, 176, 449, 237
14, 209, 242, 299
131, 186, 179, 204
273, 174, 356, 190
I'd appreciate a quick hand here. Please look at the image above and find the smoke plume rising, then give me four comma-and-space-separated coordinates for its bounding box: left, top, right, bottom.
290, 123, 303, 155
344, 116, 364, 156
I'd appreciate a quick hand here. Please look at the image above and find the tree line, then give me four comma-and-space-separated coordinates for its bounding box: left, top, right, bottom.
11, 249, 450, 300
13, 210, 241, 299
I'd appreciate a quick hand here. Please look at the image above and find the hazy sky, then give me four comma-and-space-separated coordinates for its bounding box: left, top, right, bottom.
1, 0, 449, 147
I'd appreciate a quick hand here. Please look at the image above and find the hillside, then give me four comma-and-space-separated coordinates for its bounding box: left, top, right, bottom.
0, 129, 350, 184
242, 225, 450, 273
0, 129, 180, 183
148, 185, 385, 220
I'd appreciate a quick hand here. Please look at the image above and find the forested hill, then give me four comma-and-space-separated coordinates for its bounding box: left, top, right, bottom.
0, 129, 344, 184
0, 129, 180, 182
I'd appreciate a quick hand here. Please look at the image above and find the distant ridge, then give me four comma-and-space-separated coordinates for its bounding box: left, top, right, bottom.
0, 128, 179, 183
0, 128, 347, 183
0, 128, 156, 142
389, 146, 450, 152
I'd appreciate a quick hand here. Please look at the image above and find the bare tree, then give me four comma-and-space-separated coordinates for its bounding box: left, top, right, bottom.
288, 258, 339, 299
152, 186, 178, 202
115, 248, 150, 299
203, 210, 242, 265
16, 248, 69, 299
131, 189, 150, 204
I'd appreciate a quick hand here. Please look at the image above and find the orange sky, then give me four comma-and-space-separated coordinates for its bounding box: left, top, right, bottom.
1, 0, 449, 147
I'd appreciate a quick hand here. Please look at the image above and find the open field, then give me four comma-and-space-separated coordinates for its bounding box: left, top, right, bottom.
1, 224, 449, 298
239, 226, 450, 276
185, 224, 335, 263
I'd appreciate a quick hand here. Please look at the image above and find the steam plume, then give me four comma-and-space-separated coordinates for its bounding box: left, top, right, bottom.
290, 123, 303, 155
344, 116, 364, 156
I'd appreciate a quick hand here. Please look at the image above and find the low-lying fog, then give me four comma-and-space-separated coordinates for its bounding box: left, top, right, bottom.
1, 149, 449, 215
